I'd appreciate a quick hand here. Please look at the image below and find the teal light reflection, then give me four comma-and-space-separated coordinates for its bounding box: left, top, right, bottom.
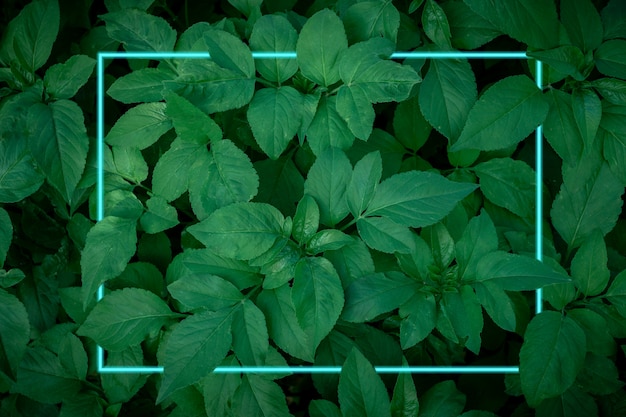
96, 50, 543, 374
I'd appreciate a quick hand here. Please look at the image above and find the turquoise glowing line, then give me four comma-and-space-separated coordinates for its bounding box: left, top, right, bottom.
535, 59, 544, 315
391, 51, 528, 59
97, 366, 519, 374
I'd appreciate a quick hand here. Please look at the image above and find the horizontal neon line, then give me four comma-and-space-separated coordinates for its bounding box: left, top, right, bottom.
98, 51, 529, 60
98, 365, 519, 374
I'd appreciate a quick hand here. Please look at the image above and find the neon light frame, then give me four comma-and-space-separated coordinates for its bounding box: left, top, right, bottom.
96, 50, 544, 374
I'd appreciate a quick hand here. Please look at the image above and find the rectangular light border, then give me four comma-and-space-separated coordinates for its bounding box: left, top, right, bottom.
96, 50, 543, 374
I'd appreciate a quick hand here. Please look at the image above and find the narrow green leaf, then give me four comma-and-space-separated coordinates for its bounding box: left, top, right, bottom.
439, 285, 483, 354
157, 308, 234, 403
451, 75, 548, 151
519, 311, 586, 406
390, 357, 419, 417
570, 230, 609, 296
0, 289, 29, 375
108, 68, 174, 104
232, 300, 269, 366
456, 210, 497, 281
591, 77, 626, 105
599, 102, 626, 183
336, 84, 375, 140
101, 9, 176, 52
543, 89, 584, 165
78, 288, 173, 351
13, 0, 60, 72
422, 0, 451, 48
249, 15, 298, 83
357, 217, 415, 254
105, 102, 172, 149
347, 151, 382, 218
44, 55, 95, 100
571, 88, 601, 151
292, 194, 320, 244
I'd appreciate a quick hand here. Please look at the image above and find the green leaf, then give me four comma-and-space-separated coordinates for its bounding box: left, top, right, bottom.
357, 217, 415, 254
343, 272, 420, 322
306, 229, 353, 254
551, 160, 624, 250
519, 311, 586, 406
474, 157, 535, 219
202, 356, 241, 416
101, 9, 176, 52
0, 268, 26, 289
422, 0, 451, 48
0, 289, 29, 375
571, 88, 601, 151
80, 216, 137, 308
418, 57, 476, 141
307, 95, 355, 156
439, 285, 483, 353
152, 138, 204, 202
347, 151, 382, 218
599, 102, 626, 183
390, 358, 419, 417
77, 288, 173, 351
12, 0, 60, 73
543, 89, 584, 165
157, 308, 234, 403
325, 238, 376, 290
419, 380, 466, 417
338, 38, 421, 103
107, 68, 174, 104
43, 55, 95, 100
227, 0, 262, 18
338, 348, 391, 417
27, 101, 88, 203
292, 195, 320, 244
249, 15, 298, 83
203, 29, 254, 78
399, 290, 436, 349
364, 170, 477, 228
343, 0, 400, 44
570, 230, 610, 296
168, 273, 243, 312
450, 75, 548, 151
474, 251, 571, 291
527, 45, 586, 80
304, 147, 352, 226
310, 399, 342, 417
440, 1, 500, 50
188, 202, 284, 260
58, 333, 88, 381
463, 0, 558, 49
393, 94, 431, 151
0, 133, 44, 203
101, 345, 148, 403
456, 209, 497, 281
293, 257, 344, 348
140, 196, 179, 234
591, 77, 626, 105
231, 374, 292, 417
254, 155, 304, 216
595, 40, 626, 80
601, 0, 626, 41
106, 103, 172, 149
0, 208, 12, 267
606, 270, 626, 308
247, 87, 303, 159
576, 353, 624, 396
568, 309, 616, 357
296, 9, 347, 87
257, 285, 314, 362
164, 91, 222, 145
473, 282, 518, 333
232, 300, 269, 366
112, 146, 148, 184
336, 84, 375, 140
560, 0, 602, 53
59, 392, 104, 417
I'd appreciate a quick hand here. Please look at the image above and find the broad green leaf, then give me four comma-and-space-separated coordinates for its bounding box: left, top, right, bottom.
535, 382, 600, 417
167, 273, 243, 312
152, 138, 204, 202
568, 309, 616, 357
247, 87, 303, 159
576, 353, 624, 396
571, 88, 601, 151
364, 170, 477, 228
164, 91, 222, 144
292, 194, 320, 244
107, 261, 164, 296
570, 230, 609, 296
78, 288, 173, 351
293, 257, 344, 348
347, 151, 382, 218
439, 285, 483, 353
599, 102, 626, 183
422, 0, 451, 48
595, 40, 626, 80
304, 147, 352, 226
113, 146, 148, 183
157, 308, 234, 403
419, 380, 466, 417
80, 216, 137, 308
399, 290, 437, 349
343, 272, 420, 322
310, 399, 342, 417
306, 95, 355, 156
464, 0, 558, 49
306, 229, 353, 254
43, 55, 95, 100
561, 0, 602, 53
474, 251, 571, 291
13, 0, 60, 73
203, 29, 254, 78
0, 289, 29, 375
0, 131, 44, 203
231, 375, 292, 417
343, 0, 400, 44
0, 208, 12, 266
27, 101, 88, 203
108, 68, 174, 104
338, 348, 391, 417
441, 1, 500, 50
325, 238, 375, 290
591, 77, 626, 105
451, 75, 548, 151
357, 217, 415, 254
543, 89, 584, 165
393, 94, 431, 151
527, 45, 586, 80
101, 9, 176, 52
249, 15, 298, 83
0, 269, 26, 289
13, 346, 80, 404
257, 285, 314, 362
106, 103, 172, 149
232, 300, 269, 366
336, 84, 375, 140
58, 333, 88, 381
473, 281, 517, 333
606, 270, 626, 309
601, 0, 626, 40
140, 196, 179, 234
474, 157, 535, 219
418, 57, 476, 141
519, 311, 586, 406
456, 209, 497, 281
59, 392, 104, 417
188, 202, 284, 260
551, 160, 624, 249
390, 357, 419, 417
338, 38, 420, 103
202, 356, 241, 417
296, 9, 347, 86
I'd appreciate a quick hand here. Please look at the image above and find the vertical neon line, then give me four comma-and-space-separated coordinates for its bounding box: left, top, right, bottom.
97, 53, 105, 371
535, 59, 543, 315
